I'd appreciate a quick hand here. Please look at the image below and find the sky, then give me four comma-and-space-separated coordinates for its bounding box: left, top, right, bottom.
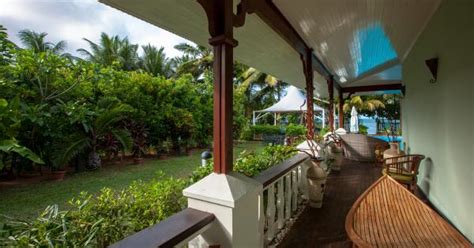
0, 0, 192, 58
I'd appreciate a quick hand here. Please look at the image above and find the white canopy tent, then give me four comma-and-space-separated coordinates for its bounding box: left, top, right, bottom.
253, 86, 326, 127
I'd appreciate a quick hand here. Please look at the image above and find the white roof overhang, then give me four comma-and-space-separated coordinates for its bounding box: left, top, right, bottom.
99, 0, 441, 96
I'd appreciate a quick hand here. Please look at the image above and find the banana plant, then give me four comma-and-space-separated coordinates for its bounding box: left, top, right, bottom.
0, 139, 44, 169
0, 98, 44, 169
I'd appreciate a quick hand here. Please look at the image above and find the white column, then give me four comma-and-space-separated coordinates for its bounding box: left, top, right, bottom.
322, 109, 326, 128
184, 172, 262, 248
253, 111, 256, 126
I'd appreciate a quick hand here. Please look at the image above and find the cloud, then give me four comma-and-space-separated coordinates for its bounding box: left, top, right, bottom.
0, 0, 192, 58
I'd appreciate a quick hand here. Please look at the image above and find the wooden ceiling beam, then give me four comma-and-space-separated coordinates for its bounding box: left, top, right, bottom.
243, 0, 341, 89
341, 84, 404, 94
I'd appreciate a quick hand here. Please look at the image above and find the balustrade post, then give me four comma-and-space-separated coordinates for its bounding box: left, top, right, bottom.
266, 184, 276, 242
185, 1, 262, 247
277, 179, 285, 229
285, 174, 292, 220
292, 169, 298, 211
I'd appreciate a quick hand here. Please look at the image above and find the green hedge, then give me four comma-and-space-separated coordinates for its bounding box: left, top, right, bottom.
285, 124, 307, 137
1, 145, 297, 247
252, 125, 282, 135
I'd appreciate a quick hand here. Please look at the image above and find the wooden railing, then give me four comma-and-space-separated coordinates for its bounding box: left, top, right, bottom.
110, 208, 215, 248
110, 153, 311, 248
254, 153, 310, 245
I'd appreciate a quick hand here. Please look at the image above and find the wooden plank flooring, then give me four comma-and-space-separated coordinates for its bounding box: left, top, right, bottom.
278, 159, 383, 248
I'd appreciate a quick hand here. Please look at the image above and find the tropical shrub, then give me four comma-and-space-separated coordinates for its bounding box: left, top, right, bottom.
0, 176, 186, 247
358, 124, 368, 135
190, 144, 297, 180
0, 47, 215, 172
285, 124, 307, 137
1, 144, 298, 247
252, 125, 282, 136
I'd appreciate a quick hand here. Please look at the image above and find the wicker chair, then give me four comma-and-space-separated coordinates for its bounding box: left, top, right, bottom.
340, 134, 389, 162
382, 154, 425, 192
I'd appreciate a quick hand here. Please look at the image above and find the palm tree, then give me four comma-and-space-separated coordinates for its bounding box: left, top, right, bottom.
18, 29, 67, 54
0, 25, 17, 64
237, 67, 288, 116
56, 104, 132, 170
78, 32, 138, 70
343, 96, 385, 113
172, 43, 212, 79
139, 44, 172, 77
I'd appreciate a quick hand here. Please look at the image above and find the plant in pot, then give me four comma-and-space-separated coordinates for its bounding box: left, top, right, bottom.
160, 138, 173, 159
50, 160, 67, 181
56, 102, 132, 170
323, 133, 343, 171
126, 121, 149, 165
296, 135, 329, 208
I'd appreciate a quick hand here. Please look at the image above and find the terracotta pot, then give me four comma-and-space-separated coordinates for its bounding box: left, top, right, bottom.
383, 142, 401, 159
50, 170, 66, 181
133, 157, 144, 164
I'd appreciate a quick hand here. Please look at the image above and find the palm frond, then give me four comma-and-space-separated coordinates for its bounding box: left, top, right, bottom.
54, 135, 90, 168
111, 129, 132, 152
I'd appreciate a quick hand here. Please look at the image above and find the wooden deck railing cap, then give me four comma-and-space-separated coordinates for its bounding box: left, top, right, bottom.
254, 153, 310, 187
109, 208, 215, 248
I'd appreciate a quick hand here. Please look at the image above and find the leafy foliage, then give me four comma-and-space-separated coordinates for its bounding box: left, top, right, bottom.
251, 125, 282, 135
285, 124, 307, 137
18, 29, 67, 55
1, 144, 297, 247
0, 176, 186, 247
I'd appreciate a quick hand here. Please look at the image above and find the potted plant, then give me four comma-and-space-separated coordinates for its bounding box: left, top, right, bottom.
55, 103, 132, 170
50, 163, 67, 181
296, 135, 328, 208
126, 121, 149, 165
160, 139, 173, 159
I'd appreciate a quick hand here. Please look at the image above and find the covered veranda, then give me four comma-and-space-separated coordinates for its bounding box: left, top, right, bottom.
101, 0, 473, 247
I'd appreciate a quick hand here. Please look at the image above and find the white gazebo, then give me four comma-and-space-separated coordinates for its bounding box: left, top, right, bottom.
252, 86, 326, 127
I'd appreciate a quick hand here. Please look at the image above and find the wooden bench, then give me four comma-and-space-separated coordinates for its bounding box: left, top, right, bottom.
345, 175, 471, 247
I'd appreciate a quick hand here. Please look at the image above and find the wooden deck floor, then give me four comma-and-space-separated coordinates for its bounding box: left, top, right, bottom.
278, 159, 383, 248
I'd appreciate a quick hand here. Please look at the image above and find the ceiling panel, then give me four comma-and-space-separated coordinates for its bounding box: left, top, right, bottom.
273, 0, 440, 87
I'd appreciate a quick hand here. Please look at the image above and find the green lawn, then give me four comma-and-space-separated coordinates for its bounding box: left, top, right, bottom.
0, 141, 265, 219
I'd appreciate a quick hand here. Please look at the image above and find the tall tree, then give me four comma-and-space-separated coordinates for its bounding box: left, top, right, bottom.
343, 95, 385, 113
78, 32, 138, 70
139, 44, 172, 77
0, 25, 16, 65
18, 29, 66, 54
237, 67, 288, 116
172, 43, 212, 79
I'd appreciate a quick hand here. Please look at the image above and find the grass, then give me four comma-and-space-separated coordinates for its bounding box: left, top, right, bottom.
0, 141, 265, 219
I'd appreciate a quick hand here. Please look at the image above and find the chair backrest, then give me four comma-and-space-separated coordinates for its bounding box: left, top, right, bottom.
383, 154, 426, 175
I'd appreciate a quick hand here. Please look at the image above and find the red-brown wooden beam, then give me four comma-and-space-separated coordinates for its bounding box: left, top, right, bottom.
327, 77, 334, 132
341, 83, 404, 94
302, 48, 314, 140
197, 0, 237, 174
338, 88, 344, 129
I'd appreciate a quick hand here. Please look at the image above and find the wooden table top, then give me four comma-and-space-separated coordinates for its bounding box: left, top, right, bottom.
345, 175, 471, 247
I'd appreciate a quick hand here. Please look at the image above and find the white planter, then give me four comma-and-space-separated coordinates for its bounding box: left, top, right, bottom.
306, 160, 327, 208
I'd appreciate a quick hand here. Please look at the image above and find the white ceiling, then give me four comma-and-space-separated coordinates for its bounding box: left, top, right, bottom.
273, 0, 441, 87
100, 0, 440, 96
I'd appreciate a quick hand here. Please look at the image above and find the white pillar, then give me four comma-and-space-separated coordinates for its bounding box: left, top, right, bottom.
252, 111, 256, 126
184, 172, 262, 248
322, 109, 326, 128
274, 113, 277, 126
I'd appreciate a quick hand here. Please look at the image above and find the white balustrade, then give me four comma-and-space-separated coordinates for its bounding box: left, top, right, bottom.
258, 159, 309, 246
